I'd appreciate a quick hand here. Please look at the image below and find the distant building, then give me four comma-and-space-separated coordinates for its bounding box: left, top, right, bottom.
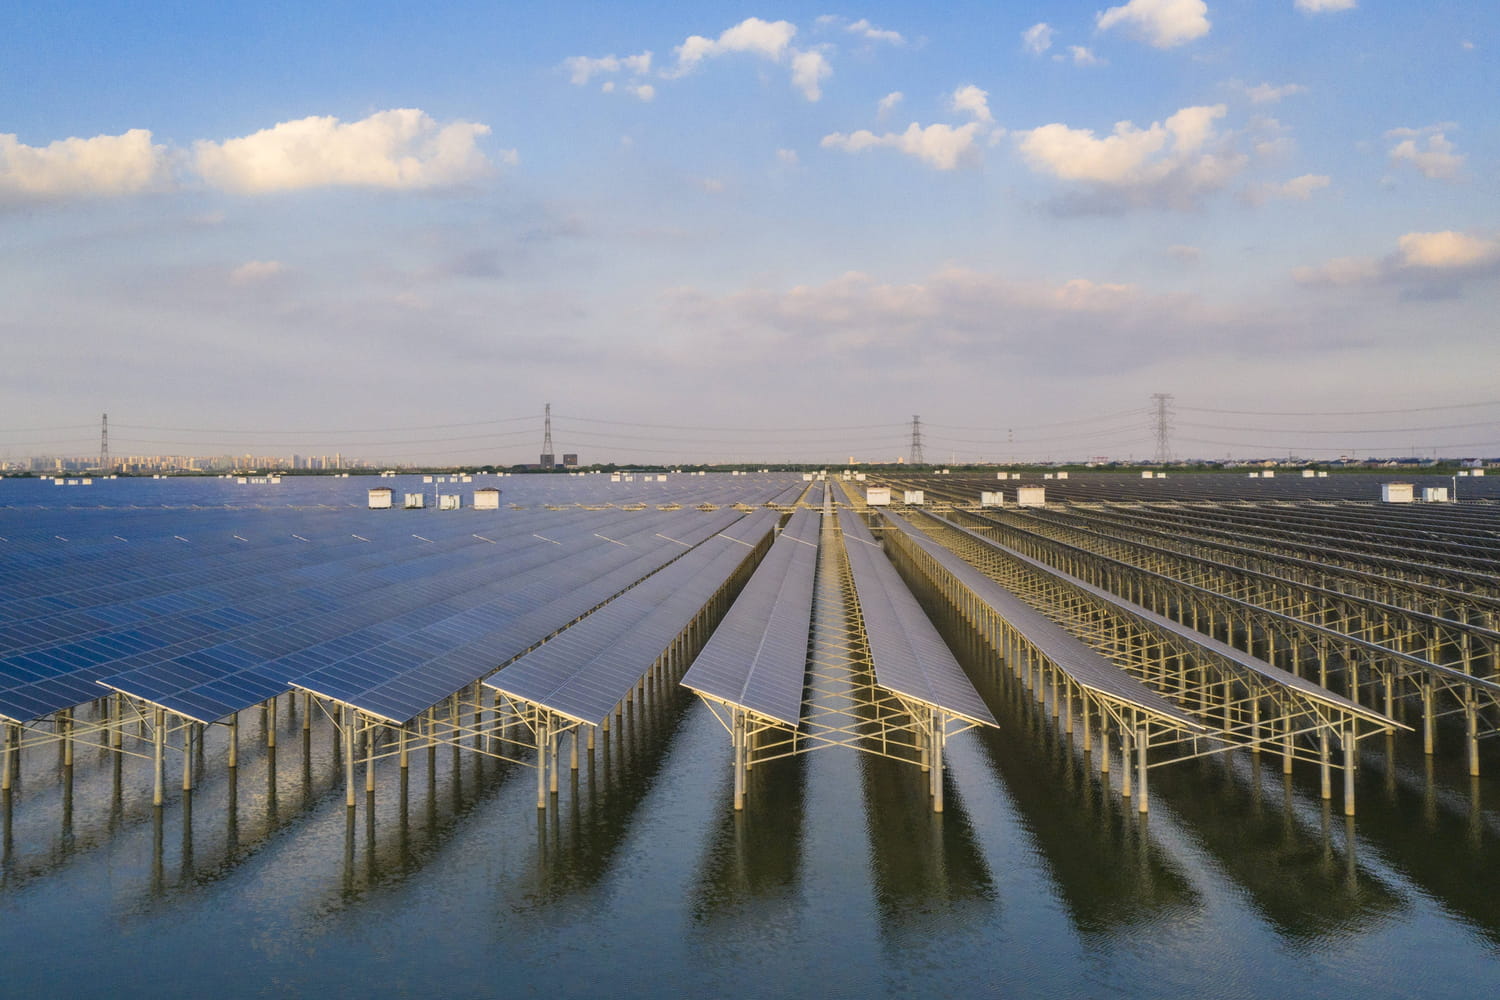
563, 453, 579, 467
539, 453, 555, 467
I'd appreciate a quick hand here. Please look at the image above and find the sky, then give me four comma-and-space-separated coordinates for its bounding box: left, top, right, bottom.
2, 0, 1497, 465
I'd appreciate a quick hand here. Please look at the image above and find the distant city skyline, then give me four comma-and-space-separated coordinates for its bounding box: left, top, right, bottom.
4, 3, 1497, 462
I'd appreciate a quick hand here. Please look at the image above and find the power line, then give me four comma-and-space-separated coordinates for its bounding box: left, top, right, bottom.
1177, 400, 1500, 417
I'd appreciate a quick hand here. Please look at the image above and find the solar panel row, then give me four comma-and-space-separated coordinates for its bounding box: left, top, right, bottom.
840, 511, 997, 727
294, 508, 754, 723
490, 509, 780, 725
680, 507, 821, 726
882, 513, 1202, 726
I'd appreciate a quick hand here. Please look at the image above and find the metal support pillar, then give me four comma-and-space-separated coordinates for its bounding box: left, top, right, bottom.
1099, 718, 1110, 773
1136, 725, 1149, 813
304, 692, 313, 731
1422, 682, 1435, 755
1121, 728, 1132, 800
399, 727, 409, 769
153, 707, 165, 806
182, 722, 193, 792
267, 696, 277, 749
732, 710, 746, 812
1343, 729, 1356, 817
365, 730, 376, 793
62, 709, 73, 768
571, 729, 579, 771
344, 708, 356, 808
2, 723, 14, 791
1319, 730, 1332, 801
931, 710, 945, 814
549, 728, 559, 795
1466, 692, 1480, 777
536, 714, 549, 810
228, 714, 238, 768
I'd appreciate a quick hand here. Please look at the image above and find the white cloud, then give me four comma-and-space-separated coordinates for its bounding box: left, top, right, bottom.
1398, 231, 1498, 269
1096, 0, 1210, 48
950, 85, 994, 124
1068, 46, 1104, 66
1238, 81, 1307, 104
1293, 255, 1380, 285
193, 109, 494, 193
563, 51, 653, 92
230, 260, 286, 285
1022, 23, 1055, 54
776, 148, 799, 165
662, 267, 1254, 375
1017, 104, 1244, 209
674, 17, 796, 71
790, 48, 833, 101
1296, 0, 1356, 13
846, 18, 904, 45
667, 17, 831, 101
877, 92, 904, 118
0, 129, 171, 199
1244, 173, 1330, 204
1295, 231, 1499, 287
822, 122, 985, 171
1387, 127, 1464, 180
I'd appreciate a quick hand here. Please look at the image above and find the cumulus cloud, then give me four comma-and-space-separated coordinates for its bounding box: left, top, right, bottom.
1017, 104, 1245, 211
193, 109, 494, 193
1387, 126, 1464, 180
822, 122, 986, 171
661, 267, 1264, 375
877, 92, 904, 118
1296, 0, 1356, 13
1236, 81, 1307, 104
0, 129, 171, 200
1097, 0, 1210, 48
1295, 231, 1499, 290
845, 18, 905, 44
1398, 231, 1498, 269
564, 52, 653, 85
1244, 173, 1330, 204
949, 85, 994, 124
229, 260, 286, 285
1022, 23, 1055, 54
1068, 46, 1104, 66
662, 17, 833, 101
790, 49, 833, 100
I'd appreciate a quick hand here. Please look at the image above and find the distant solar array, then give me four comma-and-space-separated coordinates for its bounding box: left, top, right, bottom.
0, 473, 803, 726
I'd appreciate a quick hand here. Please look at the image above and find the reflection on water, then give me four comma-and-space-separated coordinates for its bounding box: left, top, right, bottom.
5, 600, 1500, 996
1149, 757, 1403, 944
945, 622, 1200, 938
692, 752, 807, 920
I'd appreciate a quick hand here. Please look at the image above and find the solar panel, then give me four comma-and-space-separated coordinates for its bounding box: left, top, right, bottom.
491, 510, 778, 724
840, 511, 996, 727
882, 513, 1202, 726
681, 507, 820, 725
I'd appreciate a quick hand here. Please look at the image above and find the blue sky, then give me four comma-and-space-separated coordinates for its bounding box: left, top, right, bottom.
3, 1, 1497, 464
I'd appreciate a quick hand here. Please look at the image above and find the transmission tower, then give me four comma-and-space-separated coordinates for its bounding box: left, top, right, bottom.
908, 414, 925, 466
99, 413, 110, 472
539, 402, 555, 467
1150, 393, 1174, 463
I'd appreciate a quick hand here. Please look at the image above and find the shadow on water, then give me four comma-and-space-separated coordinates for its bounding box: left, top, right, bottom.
931, 607, 1201, 940
857, 748, 996, 942
525, 682, 704, 903
0, 705, 348, 896
690, 749, 807, 922
1149, 754, 1403, 945
1295, 734, 1500, 948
